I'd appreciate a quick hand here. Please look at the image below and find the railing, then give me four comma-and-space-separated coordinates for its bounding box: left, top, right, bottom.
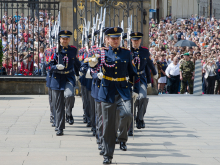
0, 1, 59, 76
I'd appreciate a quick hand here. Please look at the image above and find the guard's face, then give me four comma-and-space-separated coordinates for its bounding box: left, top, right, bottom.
108, 37, 121, 48
124, 40, 127, 48
131, 39, 142, 48
60, 37, 70, 47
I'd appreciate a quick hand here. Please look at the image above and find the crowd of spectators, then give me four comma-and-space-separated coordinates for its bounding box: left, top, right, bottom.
0, 10, 57, 76
149, 14, 220, 94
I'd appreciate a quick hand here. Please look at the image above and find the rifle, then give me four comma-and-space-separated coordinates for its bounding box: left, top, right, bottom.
120, 20, 124, 47
99, 8, 106, 47
96, 7, 103, 47
81, 25, 85, 49
127, 15, 135, 139
84, 19, 91, 52
127, 15, 132, 51
54, 11, 64, 66
91, 16, 97, 47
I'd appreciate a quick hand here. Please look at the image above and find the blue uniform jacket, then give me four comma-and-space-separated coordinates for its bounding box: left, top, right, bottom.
98, 46, 140, 103
132, 46, 157, 88
44, 48, 56, 88
49, 45, 81, 90
79, 48, 87, 86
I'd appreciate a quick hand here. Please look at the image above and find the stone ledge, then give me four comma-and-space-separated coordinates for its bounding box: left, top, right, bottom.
0, 76, 46, 82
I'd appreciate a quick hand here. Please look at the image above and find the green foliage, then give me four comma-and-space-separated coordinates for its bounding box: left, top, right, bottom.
0, 39, 3, 67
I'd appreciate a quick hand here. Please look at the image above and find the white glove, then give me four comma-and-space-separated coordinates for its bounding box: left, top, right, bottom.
91, 58, 98, 62
76, 76, 79, 81
132, 92, 138, 102
89, 59, 98, 67
85, 69, 92, 79
153, 73, 158, 79
147, 83, 152, 88
79, 71, 83, 76
97, 72, 103, 80
95, 54, 100, 58
56, 64, 65, 70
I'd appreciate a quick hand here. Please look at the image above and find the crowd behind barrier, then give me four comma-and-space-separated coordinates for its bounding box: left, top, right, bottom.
148, 15, 220, 94
0, 10, 57, 76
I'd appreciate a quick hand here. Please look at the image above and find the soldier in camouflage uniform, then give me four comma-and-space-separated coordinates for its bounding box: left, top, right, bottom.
179, 53, 195, 94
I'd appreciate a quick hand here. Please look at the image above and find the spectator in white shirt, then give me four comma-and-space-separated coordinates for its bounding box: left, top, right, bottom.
165, 57, 180, 94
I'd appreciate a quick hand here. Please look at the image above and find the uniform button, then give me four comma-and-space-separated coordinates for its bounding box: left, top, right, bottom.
138, 55, 139, 57
98, 86, 99, 88
102, 84, 103, 86
66, 54, 67, 56
115, 72, 117, 74
115, 66, 117, 69
115, 56, 117, 58
115, 52, 117, 54
54, 77, 56, 78
115, 61, 117, 63
126, 86, 128, 88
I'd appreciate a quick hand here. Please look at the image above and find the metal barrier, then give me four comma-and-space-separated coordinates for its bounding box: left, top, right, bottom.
0, 0, 59, 76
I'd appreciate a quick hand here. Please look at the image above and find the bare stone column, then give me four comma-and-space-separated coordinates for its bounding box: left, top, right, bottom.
59, 0, 74, 45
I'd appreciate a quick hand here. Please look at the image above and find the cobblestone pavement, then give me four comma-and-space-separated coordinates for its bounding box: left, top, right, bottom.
0, 95, 220, 165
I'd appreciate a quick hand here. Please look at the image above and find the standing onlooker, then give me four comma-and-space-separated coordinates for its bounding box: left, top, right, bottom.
165, 57, 180, 94
204, 59, 217, 94
158, 54, 167, 94
13, 11, 21, 23
214, 56, 220, 94
180, 53, 195, 94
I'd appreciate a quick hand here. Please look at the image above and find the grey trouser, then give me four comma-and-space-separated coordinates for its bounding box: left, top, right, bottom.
48, 87, 54, 117
81, 85, 86, 115
102, 94, 132, 159
136, 83, 148, 121
84, 88, 91, 122
89, 92, 96, 129
64, 82, 75, 116
52, 90, 65, 130
52, 82, 75, 130
129, 83, 149, 131
95, 101, 102, 144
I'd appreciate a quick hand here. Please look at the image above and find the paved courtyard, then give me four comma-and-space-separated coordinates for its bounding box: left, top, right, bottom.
0, 95, 220, 165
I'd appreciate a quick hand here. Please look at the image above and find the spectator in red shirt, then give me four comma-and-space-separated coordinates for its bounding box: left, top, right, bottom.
23, 29, 30, 43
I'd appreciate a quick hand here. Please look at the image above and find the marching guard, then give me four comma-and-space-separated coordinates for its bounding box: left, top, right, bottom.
93, 27, 140, 164
128, 32, 158, 135
49, 30, 81, 136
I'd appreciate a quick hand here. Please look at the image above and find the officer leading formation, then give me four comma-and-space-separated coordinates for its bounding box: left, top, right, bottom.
45, 11, 157, 164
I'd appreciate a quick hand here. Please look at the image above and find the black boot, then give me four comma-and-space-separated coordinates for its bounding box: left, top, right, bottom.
56, 129, 63, 136
100, 149, 105, 155
115, 138, 119, 144
92, 129, 96, 136
68, 115, 74, 125
98, 144, 102, 150
87, 121, 91, 127
136, 119, 141, 129
83, 116, 87, 123
50, 116, 54, 123
128, 130, 133, 136
103, 158, 112, 164
55, 127, 58, 131
66, 114, 69, 123
140, 120, 145, 128
120, 142, 127, 151
51, 123, 55, 127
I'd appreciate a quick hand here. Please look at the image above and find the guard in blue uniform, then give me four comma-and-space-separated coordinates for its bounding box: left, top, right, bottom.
78, 47, 87, 123
95, 27, 140, 164
50, 30, 81, 136
45, 48, 56, 125
128, 32, 158, 135
122, 33, 127, 48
